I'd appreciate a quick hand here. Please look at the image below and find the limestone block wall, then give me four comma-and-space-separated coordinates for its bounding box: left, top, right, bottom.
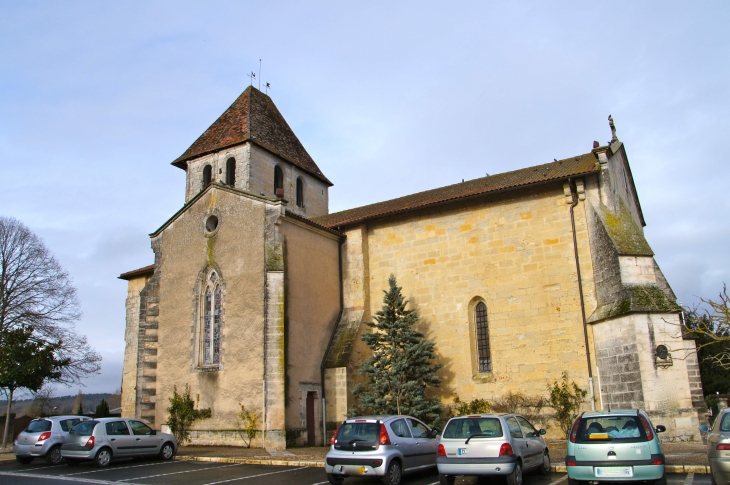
619, 256, 657, 285
342, 183, 598, 411
152, 187, 271, 446
249, 145, 329, 218
121, 275, 151, 418
185, 145, 250, 202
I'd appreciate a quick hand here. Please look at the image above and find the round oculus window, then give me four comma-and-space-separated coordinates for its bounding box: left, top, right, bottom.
205, 215, 219, 233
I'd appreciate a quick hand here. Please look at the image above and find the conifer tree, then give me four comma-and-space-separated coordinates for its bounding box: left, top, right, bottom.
351, 275, 444, 426
95, 399, 110, 418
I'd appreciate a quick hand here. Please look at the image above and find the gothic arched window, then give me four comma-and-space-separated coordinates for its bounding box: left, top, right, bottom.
296, 177, 304, 207
226, 157, 236, 186
475, 302, 492, 372
200, 271, 222, 366
203, 165, 212, 187
274, 166, 284, 196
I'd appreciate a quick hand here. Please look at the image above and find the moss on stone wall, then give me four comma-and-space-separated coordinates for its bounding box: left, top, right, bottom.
596, 200, 653, 256
265, 244, 284, 271
588, 284, 681, 323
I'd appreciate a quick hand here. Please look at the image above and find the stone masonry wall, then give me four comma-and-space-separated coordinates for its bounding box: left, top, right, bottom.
121, 275, 151, 418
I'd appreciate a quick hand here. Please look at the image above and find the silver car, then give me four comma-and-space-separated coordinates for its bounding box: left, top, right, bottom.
325, 415, 440, 485
14, 416, 91, 465
701, 408, 730, 485
61, 417, 177, 467
437, 414, 550, 485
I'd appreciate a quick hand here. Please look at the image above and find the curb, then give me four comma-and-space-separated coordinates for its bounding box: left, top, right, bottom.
175, 455, 325, 468
176, 457, 709, 474
550, 465, 710, 475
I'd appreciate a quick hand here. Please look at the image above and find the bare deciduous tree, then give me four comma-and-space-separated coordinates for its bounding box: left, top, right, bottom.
0, 216, 101, 384
683, 285, 730, 369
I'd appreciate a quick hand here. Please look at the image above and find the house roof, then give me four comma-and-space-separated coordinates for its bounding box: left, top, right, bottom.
172, 86, 332, 186
312, 152, 600, 229
118, 264, 154, 281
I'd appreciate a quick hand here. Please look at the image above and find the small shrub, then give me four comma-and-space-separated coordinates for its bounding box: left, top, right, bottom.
548, 372, 587, 437
491, 391, 549, 430
450, 397, 491, 416
166, 384, 211, 445
237, 404, 260, 448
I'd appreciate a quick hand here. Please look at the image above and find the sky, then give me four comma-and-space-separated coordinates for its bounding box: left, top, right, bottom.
1, 1, 728, 395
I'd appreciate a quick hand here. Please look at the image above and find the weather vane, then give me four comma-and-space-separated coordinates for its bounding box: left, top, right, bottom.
264, 82, 271, 95
247, 71, 256, 87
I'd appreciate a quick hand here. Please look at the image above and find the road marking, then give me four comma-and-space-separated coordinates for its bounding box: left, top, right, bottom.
117, 462, 243, 481
66, 459, 184, 475
201, 466, 307, 485
548, 475, 568, 485
684, 473, 695, 485
0, 471, 120, 484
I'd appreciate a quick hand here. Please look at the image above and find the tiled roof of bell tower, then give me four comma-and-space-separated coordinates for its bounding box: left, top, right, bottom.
172, 86, 332, 185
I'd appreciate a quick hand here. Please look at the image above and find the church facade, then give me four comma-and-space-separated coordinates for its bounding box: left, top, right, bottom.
120, 86, 704, 448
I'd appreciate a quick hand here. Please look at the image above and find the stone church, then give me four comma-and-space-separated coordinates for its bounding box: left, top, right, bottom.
120, 86, 703, 448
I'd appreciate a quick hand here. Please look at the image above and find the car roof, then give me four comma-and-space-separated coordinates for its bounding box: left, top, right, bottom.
449, 414, 511, 419
345, 415, 407, 422
581, 409, 640, 418
33, 415, 88, 421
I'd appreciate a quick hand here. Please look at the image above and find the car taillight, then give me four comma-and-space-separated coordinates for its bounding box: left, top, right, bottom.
569, 415, 582, 443
438, 444, 446, 456
638, 414, 654, 441
499, 443, 514, 456
330, 423, 342, 445
38, 432, 51, 442
717, 444, 730, 450
85, 436, 95, 447
652, 459, 664, 465
379, 423, 391, 445
566, 460, 577, 466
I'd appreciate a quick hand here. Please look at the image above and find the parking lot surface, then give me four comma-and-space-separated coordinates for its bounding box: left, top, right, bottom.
0, 459, 712, 485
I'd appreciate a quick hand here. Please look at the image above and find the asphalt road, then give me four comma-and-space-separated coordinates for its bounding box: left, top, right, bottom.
0, 459, 712, 485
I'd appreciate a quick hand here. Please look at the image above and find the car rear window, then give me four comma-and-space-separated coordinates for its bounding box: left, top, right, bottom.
26, 420, 52, 433
60, 419, 81, 432
334, 422, 380, 449
69, 421, 98, 436
577, 415, 646, 442
443, 418, 503, 439
719, 413, 730, 432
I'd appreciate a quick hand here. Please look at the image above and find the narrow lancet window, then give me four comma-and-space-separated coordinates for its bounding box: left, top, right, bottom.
296, 178, 304, 207
274, 166, 284, 196
475, 302, 492, 372
203, 165, 212, 187
226, 158, 236, 186
201, 271, 222, 367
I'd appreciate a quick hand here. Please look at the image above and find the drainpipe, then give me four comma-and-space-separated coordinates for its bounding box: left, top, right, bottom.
320, 234, 346, 445
568, 178, 595, 410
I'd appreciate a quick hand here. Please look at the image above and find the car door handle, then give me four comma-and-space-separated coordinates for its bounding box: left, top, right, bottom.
136, 438, 141, 441
110, 439, 116, 442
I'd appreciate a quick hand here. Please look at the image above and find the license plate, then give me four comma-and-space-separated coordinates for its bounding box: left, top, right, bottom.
357, 467, 367, 475
595, 467, 633, 478
458, 448, 467, 455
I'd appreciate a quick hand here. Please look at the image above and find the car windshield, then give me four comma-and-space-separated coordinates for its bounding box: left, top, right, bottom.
577, 415, 646, 442
443, 418, 503, 439
335, 422, 380, 445
69, 421, 98, 436
60, 419, 82, 432
720, 413, 730, 432
26, 420, 52, 433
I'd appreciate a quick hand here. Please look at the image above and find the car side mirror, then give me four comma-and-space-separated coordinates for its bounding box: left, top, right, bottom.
655, 425, 666, 433
539, 429, 547, 435
151, 430, 157, 435
699, 425, 710, 433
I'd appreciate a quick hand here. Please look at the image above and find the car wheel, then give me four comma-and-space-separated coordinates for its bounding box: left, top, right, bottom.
327, 474, 345, 485
654, 474, 667, 485
16, 456, 34, 464
94, 448, 112, 467
507, 461, 522, 485
382, 459, 402, 485
439, 473, 456, 485
539, 451, 551, 475
45, 445, 63, 466
65, 458, 81, 466
158, 442, 175, 461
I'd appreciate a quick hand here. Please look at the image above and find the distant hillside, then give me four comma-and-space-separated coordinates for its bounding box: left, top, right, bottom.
0, 393, 121, 417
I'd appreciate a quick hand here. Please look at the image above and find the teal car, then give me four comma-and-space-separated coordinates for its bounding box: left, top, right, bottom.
565, 410, 666, 485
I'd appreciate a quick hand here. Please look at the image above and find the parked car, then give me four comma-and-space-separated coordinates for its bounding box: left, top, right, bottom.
325, 415, 440, 485
61, 417, 177, 467
700, 408, 730, 485
566, 410, 666, 485
14, 416, 91, 465
437, 413, 550, 485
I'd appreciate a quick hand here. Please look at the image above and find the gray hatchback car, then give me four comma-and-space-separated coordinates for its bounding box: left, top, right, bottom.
700, 408, 730, 485
61, 417, 177, 467
14, 416, 91, 465
437, 414, 550, 485
325, 415, 440, 485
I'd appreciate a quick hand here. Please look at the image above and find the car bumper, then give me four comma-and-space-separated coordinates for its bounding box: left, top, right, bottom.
325, 463, 385, 477
437, 457, 517, 476
710, 457, 730, 484
61, 447, 98, 460
14, 443, 50, 458
567, 464, 665, 481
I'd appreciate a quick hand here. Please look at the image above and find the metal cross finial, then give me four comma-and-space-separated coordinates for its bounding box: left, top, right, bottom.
264, 82, 271, 95
247, 71, 256, 87
608, 114, 618, 143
